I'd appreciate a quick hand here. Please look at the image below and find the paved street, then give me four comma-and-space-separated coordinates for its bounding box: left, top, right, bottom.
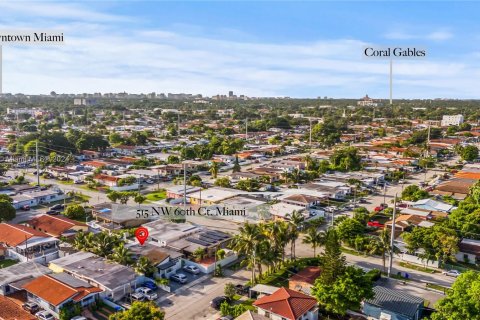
158, 268, 250, 320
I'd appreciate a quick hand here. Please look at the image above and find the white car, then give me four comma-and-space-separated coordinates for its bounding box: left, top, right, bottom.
145, 179, 155, 184
183, 265, 201, 274
130, 292, 145, 301
170, 273, 188, 284
442, 270, 461, 277
36, 311, 54, 320
136, 287, 158, 300
71, 317, 88, 320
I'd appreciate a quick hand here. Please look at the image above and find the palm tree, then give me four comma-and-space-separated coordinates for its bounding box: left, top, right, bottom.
111, 243, 133, 265
230, 223, 263, 283
209, 161, 220, 179
367, 228, 397, 272
135, 256, 155, 276
93, 232, 120, 257
286, 211, 305, 259
303, 155, 315, 171
73, 231, 87, 251
302, 227, 326, 257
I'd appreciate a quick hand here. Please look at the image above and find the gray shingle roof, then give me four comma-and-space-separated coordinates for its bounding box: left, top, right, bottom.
365, 286, 424, 317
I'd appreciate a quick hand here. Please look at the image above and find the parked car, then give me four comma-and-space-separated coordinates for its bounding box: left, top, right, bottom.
217, 316, 234, 320
130, 292, 145, 301
49, 204, 64, 211
22, 302, 39, 314
358, 198, 367, 204
234, 284, 250, 295
46, 209, 60, 215
136, 287, 158, 300
397, 203, 408, 208
374, 206, 384, 212
143, 281, 158, 290
183, 265, 201, 274
35, 311, 54, 320
210, 296, 231, 309
74, 180, 84, 184
71, 317, 88, 320
442, 270, 461, 277
145, 179, 155, 184
21, 205, 31, 211
170, 273, 188, 284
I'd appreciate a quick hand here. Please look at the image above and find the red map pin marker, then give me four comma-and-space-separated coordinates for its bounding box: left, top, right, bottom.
135, 227, 149, 245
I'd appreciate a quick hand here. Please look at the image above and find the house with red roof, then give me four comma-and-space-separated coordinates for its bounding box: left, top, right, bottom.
22, 273, 102, 318
288, 266, 321, 296
0, 223, 59, 264
26, 214, 88, 238
253, 287, 318, 320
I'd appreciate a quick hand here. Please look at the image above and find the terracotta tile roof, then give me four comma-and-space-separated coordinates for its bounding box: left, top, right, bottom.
289, 266, 321, 284
0, 223, 49, 247
0, 295, 35, 320
22, 275, 102, 306
28, 214, 86, 237
435, 178, 475, 194
283, 194, 325, 204
82, 160, 108, 168
253, 287, 317, 320
94, 174, 120, 182
455, 171, 480, 180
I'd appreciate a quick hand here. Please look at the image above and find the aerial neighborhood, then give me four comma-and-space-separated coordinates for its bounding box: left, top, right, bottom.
0, 92, 479, 320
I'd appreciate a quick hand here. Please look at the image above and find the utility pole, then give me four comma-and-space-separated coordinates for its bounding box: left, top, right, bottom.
426, 124, 431, 158
389, 59, 393, 105
183, 162, 187, 210
245, 117, 248, 141
177, 112, 180, 136
35, 140, 40, 186
0, 45, 2, 95
388, 193, 397, 278
383, 182, 387, 205
309, 118, 312, 148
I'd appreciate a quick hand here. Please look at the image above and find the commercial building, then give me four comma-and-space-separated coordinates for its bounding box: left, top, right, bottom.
441, 114, 464, 127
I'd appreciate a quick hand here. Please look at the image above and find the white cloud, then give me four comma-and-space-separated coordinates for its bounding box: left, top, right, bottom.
0, 3, 477, 98
384, 29, 453, 42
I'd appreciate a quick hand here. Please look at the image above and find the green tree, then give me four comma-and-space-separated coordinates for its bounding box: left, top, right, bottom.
232, 155, 241, 173
329, 147, 362, 171
460, 145, 479, 161
214, 177, 231, 188
192, 247, 206, 262
111, 242, 133, 265
107, 191, 121, 203
236, 178, 260, 192
224, 282, 236, 300
109, 301, 164, 320
335, 218, 365, 247
209, 161, 220, 179
0, 200, 16, 222
431, 271, 480, 320
134, 193, 147, 206
118, 176, 137, 187
319, 229, 346, 285
64, 204, 86, 220
312, 265, 374, 315
302, 227, 326, 257
401, 185, 429, 201
135, 256, 156, 277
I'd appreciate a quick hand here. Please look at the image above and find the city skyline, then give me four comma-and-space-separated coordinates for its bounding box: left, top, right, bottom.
1, 1, 480, 98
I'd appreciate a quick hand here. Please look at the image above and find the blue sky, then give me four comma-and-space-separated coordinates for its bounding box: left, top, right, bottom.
1, 1, 480, 98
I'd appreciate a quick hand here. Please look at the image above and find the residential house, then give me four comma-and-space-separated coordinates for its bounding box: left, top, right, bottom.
288, 266, 321, 295
22, 273, 103, 318
11, 189, 66, 210
0, 261, 52, 296
0, 295, 36, 320
0, 223, 59, 264
385, 215, 434, 232
94, 174, 121, 187
410, 199, 456, 214
362, 286, 424, 320
455, 238, 480, 265
253, 287, 318, 320
128, 244, 183, 278
165, 185, 202, 199
49, 252, 143, 301
26, 214, 88, 238
236, 310, 269, 320
432, 178, 475, 200
269, 202, 307, 220
188, 187, 237, 205
398, 208, 433, 220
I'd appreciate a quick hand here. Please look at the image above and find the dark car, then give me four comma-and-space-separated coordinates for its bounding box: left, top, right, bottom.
46, 209, 60, 215
143, 281, 158, 290
22, 302, 39, 314
358, 198, 367, 204
234, 284, 250, 295
210, 296, 231, 309
49, 204, 64, 211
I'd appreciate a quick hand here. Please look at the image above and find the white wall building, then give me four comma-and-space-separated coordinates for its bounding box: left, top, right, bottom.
441, 114, 464, 127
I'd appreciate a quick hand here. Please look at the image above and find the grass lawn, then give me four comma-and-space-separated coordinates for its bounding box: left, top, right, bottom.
341, 246, 365, 257
426, 283, 449, 293
146, 190, 166, 202
398, 262, 438, 274
0, 259, 18, 269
